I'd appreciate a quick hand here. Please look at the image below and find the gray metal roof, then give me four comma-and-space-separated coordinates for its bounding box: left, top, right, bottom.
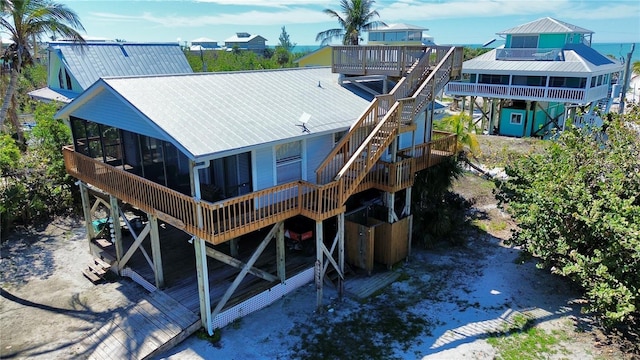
51, 42, 193, 89
59, 67, 371, 160
462, 46, 622, 75
497, 17, 593, 35
372, 23, 427, 31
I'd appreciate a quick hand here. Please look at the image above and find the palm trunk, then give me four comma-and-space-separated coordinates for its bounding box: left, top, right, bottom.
1, 44, 24, 143
0, 67, 19, 129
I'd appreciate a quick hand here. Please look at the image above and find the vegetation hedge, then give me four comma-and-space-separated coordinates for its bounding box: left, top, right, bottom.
497, 108, 640, 328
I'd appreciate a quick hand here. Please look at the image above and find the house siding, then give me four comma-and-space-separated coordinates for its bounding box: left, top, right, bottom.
539, 34, 566, 48
306, 134, 334, 184
70, 90, 167, 141
254, 146, 275, 191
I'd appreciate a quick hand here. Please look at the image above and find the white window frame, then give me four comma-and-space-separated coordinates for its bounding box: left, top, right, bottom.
275, 140, 302, 185
510, 113, 523, 125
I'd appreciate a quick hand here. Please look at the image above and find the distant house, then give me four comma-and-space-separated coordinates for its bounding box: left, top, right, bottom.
295, 46, 332, 67
367, 23, 429, 46
29, 41, 192, 103
224, 32, 267, 54
190, 37, 219, 50
445, 17, 623, 137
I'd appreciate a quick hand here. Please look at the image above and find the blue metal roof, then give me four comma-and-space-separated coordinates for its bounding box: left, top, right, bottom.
564, 43, 615, 66
51, 42, 193, 89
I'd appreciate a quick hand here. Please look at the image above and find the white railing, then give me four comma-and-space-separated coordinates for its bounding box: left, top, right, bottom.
446, 82, 612, 104
495, 48, 563, 61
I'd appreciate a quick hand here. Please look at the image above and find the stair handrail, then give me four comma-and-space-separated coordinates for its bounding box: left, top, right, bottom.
316, 47, 437, 184
335, 101, 401, 181
332, 47, 459, 199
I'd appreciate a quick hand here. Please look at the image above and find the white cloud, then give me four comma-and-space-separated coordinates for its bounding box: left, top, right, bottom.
89, 7, 330, 27
378, 0, 639, 22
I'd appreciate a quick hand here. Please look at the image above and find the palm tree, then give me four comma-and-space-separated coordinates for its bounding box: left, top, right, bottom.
0, 0, 85, 142
434, 113, 481, 157
633, 61, 640, 76
315, 0, 385, 45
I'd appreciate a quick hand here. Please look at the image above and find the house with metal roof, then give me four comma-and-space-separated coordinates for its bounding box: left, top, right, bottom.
56, 45, 462, 346
28, 42, 192, 103
367, 23, 431, 46
224, 32, 267, 54
445, 17, 623, 137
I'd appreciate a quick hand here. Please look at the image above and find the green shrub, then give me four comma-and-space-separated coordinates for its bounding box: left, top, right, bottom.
497, 112, 640, 327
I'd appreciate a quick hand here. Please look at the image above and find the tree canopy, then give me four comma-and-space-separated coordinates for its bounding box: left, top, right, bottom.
0, 0, 85, 141
315, 0, 386, 45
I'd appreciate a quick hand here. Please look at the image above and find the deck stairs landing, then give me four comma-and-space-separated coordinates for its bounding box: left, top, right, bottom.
71, 290, 200, 360
316, 46, 461, 202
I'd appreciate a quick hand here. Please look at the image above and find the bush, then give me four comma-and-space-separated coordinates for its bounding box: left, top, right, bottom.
497, 113, 640, 327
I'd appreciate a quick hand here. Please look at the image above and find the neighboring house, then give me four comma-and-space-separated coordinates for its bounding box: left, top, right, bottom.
56, 45, 462, 335
224, 32, 267, 54
445, 17, 623, 138
28, 41, 192, 103
367, 23, 428, 46
190, 37, 219, 50
295, 46, 332, 67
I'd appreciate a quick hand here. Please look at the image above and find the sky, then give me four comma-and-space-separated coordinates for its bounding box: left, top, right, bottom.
39, 0, 640, 46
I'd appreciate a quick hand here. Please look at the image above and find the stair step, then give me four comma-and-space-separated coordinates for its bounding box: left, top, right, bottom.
94, 257, 112, 270
88, 263, 107, 276
82, 268, 102, 283
95, 238, 112, 248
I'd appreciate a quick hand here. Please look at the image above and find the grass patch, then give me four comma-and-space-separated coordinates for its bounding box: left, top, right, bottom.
487, 327, 569, 360
291, 305, 431, 360
488, 313, 571, 360
196, 327, 222, 345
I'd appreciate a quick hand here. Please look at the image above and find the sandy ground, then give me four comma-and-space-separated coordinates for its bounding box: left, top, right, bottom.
0, 174, 632, 359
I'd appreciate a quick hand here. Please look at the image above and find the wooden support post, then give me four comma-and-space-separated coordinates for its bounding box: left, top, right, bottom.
117, 223, 150, 271
194, 236, 213, 335
78, 182, 95, 242
407, 215, 414, 259
229, 238, 239, 258
523, 101, 532, 137
211, 223, 280, 320
276, 222, 286, 283
337, 213, 345, 298
469, 96, 475, 119
109, 196, 123, 268
149, 215, 164, 289
315, 220, 324, 309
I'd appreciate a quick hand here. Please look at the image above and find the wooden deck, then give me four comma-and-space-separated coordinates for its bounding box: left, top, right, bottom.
71, 290, 199, 360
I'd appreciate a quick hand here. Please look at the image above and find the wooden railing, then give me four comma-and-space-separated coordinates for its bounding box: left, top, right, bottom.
64, 147, 344, 245
332, 45, 426, 76
64, 133, 456, 245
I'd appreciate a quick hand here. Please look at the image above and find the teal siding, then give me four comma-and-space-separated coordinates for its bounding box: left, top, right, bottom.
499, 108, 532, 137
538, 34, 566, 48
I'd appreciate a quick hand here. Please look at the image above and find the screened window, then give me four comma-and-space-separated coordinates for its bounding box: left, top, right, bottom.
479, 74, 509, 85
512, 76, 546, 86
276, 141, 302, 184
511, 35, 538, 48
550, 77, 586, 88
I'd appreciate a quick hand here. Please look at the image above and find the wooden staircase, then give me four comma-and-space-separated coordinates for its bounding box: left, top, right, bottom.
316, 46, 461, 203
83, 257, 113, 283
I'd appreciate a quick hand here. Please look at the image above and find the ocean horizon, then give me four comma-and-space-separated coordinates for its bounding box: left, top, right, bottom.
290, 42, 639, 63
